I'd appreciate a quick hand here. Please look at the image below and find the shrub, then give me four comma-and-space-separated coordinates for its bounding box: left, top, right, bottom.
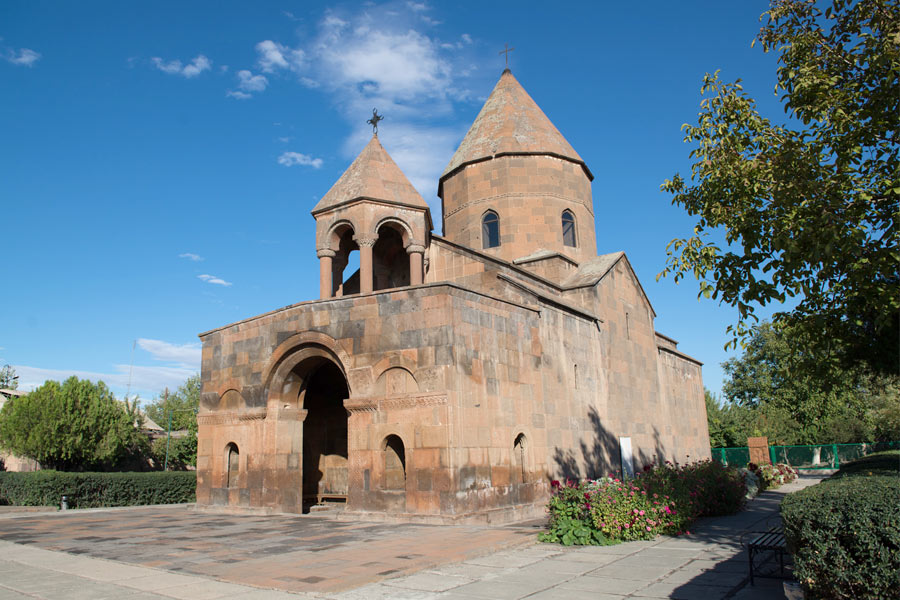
538, 480, 615, 546
781, 451, 900, 600
828, 450, 899, 479
0, 377, 149, 471
639, 459, 746, 520
0, 471, 196, 508
748, 462, 798, 490
587, 478, 681, 541
541, 460, 747, 544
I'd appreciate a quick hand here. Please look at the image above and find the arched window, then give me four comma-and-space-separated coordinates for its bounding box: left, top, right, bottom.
562, 210, 577, 247
513, 433, 527, 484
482, 210, 500, 249
383, 435, 406, 490
225, 443, 239, 488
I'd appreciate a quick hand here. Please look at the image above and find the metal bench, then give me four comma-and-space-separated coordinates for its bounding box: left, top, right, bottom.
746, 527, 790, 585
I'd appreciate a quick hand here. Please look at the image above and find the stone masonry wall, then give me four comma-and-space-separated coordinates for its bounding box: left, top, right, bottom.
197, 286, 457, 515
440, 155, 598, 264
198, 282, 613, 519
574, 258, 711, 468
656, 348, 711, 462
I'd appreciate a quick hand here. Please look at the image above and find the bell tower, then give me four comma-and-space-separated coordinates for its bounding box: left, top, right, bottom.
312, 133, 432, 298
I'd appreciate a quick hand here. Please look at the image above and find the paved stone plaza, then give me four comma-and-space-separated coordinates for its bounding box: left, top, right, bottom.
0, 475, 821, 599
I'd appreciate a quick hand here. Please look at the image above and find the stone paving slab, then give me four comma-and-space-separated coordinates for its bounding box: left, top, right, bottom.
0, 474, 824, 599
0, 506, 537, 594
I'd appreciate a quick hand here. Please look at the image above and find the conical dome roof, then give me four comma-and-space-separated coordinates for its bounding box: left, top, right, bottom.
440, 70, 591, 181
312, 135, 428, 214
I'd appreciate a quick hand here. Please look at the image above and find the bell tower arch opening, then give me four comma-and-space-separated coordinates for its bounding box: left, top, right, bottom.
330, 223, 360, 297
373, 222, 410, 291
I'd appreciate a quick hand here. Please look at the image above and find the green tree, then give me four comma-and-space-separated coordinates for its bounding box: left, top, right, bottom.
660, 0, 899, 376
144, 374, 199, 469
0, 365, 18, 389
706, 389, 752, 447
721, 321, 900, 444
0, 377, 148, 470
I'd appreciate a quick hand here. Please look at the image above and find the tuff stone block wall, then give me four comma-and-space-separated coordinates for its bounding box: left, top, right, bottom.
440, 155, 598, 264
198, 284, 590, 519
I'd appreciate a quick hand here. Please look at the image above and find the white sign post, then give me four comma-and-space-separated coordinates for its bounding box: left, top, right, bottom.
619, 436, 634, 478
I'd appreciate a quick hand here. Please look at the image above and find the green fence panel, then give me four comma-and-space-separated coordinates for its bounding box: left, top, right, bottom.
711, 442, 899, 470
711, 447, 750, 467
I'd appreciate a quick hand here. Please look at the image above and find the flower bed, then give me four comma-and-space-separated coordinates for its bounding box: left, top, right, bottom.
540, 459, 747, 545
747, 462, 798, 490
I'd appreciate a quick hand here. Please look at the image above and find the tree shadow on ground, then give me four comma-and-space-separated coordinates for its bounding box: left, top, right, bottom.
666, 477, 822, 598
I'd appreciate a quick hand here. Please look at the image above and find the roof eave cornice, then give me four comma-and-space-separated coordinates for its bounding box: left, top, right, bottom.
311, 196, 431, 218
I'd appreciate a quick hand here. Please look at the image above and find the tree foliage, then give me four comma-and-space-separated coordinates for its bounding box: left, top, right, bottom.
0, 365, 18, 390
0, 377, 148, 471
144, 374, 199, 468
660, 0, 899, 375
712, 321, 900, 445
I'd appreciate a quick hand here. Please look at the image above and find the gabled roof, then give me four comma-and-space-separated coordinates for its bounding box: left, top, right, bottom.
512, 249, 580, 267
440, 69, 592, 184
561, 252, 625, 288
312, 135, 429, 215
562, 252, 657, 318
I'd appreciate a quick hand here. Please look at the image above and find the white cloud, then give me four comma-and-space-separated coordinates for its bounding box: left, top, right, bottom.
179, 252, 204, 261
4, 47, 41, 66
317, 27, 451, 103
198, 274, 232, 286
237, 69, 268, 91
278, 151, 324, 168
13, 338, 199, 400
227, 70, 268, 99
137, 338, 201, 369
256, 40, 305, 73
13, 364, 196, 401
151, 54, 211, 78
241, 3, 485, 221
278, 136, 292, 143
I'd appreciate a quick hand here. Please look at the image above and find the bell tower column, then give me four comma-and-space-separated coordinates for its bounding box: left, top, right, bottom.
317, 248, 335, 299
407, 243, 425, 286
355, 235, 377, 294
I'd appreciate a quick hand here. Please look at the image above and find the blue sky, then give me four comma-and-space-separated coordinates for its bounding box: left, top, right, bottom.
1, 1, 788, 405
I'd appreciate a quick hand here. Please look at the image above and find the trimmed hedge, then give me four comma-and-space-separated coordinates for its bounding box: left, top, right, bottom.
781, 451, 900, 600
0, 471, 196, 508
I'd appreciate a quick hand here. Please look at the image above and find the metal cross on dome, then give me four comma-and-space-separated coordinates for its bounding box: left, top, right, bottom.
499, 43, 515, 68
367, 109, 384, 135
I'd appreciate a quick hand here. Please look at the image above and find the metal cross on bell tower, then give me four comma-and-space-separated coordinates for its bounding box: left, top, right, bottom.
367, 108, 384, 135
499, 43, 515, 69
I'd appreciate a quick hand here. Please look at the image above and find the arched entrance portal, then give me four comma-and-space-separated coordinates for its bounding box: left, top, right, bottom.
300, 360, 349, 510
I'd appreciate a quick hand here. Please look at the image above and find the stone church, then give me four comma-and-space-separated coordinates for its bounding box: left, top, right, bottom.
196, 69, 710, 522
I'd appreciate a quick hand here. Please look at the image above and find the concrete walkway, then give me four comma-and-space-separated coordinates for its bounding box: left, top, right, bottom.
0, 475, 823, 600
